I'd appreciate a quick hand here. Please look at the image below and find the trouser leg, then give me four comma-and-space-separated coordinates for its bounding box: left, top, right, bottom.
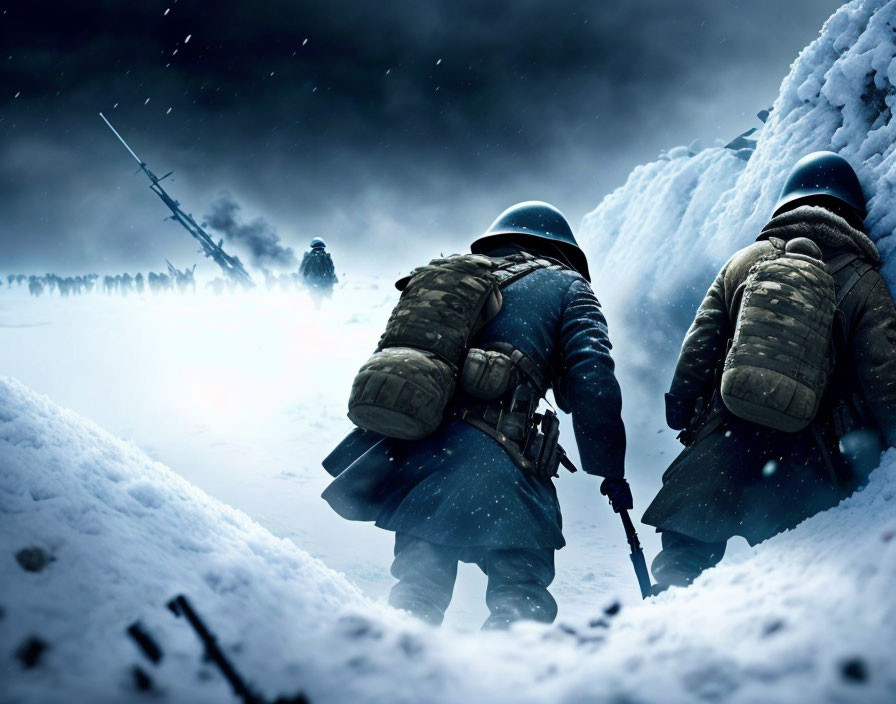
480, 548, 557, 630
388, 533, 458, 626
650, 530, 726, 589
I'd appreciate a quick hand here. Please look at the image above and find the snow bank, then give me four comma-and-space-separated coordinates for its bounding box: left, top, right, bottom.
2, 376, 895, 703
0, 376, 372, 702
581, 0, 896, 426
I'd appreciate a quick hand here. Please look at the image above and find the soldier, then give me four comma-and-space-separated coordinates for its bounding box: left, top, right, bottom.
299, 238, 338, 296
643, 152, 896, 591
322, 202, 629, 628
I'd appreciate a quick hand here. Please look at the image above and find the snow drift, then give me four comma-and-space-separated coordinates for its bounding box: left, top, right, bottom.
5, 0, 896, 702
581, 0, 896, 430
2, 378, 895, 703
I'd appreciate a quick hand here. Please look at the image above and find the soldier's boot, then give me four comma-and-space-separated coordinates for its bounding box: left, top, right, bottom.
650, 530, 726, 589
388, 534, 458, 626
480, 548, 557, 630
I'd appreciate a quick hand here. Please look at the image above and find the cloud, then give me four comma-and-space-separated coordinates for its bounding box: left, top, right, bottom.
0, 0, 844, 273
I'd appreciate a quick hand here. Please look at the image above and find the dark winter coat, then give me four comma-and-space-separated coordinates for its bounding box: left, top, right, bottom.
322, 263, 626, 552
643, 205, 896, 545
301, 249, 337, 286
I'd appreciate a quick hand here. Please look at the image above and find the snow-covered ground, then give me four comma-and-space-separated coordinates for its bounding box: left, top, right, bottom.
2, 372, 895, 703
4, 0, 896, 701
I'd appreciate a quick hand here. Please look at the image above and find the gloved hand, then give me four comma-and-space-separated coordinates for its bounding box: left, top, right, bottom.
665, 392, 696, 431
600, 477, 633, 513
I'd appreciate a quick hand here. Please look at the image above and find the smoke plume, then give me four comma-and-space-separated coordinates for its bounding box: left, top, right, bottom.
204, 193, 297, 270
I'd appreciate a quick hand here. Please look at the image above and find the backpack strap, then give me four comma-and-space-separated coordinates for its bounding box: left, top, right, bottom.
493, 254, 564, 289
832, 257, 874, 307
826, 252, 860, 276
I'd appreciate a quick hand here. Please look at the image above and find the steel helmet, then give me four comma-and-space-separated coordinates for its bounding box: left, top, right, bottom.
310, 237, 327, 249
773, 151, 866, 219
471, 201, 590, 281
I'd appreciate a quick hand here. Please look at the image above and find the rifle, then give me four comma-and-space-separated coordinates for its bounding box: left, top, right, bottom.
619, 510, 653, 599
100, 113, 254, 288
167, 595, 308, 704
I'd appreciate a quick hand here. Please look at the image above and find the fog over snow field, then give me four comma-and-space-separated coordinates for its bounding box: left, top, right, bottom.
0, 279, 649, 629
3, 0, 896, 701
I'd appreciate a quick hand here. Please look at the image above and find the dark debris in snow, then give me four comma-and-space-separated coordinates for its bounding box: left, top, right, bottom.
131, 665, 155, 692
603, 601, 621, 617
15, 636, 49, 669
840, 657, 868, 684
14, 546, 54, 573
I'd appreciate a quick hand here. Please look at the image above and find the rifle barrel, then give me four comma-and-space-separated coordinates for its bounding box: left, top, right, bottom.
619, 509, 653, 599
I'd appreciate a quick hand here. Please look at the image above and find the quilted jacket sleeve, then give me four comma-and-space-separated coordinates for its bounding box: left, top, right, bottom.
849, 274, 896, 447
668, 262, 732, 402
556, 277, 626, 478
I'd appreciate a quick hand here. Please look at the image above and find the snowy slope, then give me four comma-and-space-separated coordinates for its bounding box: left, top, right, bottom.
580, 0, 896, 435
2, 375, 895, 703
0, 376, 372, 703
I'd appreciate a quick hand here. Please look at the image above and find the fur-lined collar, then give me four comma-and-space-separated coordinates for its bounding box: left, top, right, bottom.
758, 205, 880, 265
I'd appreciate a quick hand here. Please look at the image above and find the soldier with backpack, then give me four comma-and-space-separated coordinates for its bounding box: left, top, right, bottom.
321, 201, 629, 628
300, 237, 338, 296
643, 152, 896, 591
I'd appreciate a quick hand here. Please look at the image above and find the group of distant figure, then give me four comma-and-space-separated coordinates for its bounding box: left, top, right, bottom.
3, 264, 198, 298
4, 273, 99, 297
2, 239, 340, 299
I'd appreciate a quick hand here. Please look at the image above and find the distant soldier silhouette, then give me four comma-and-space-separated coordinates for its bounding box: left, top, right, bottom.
300, 238, 338, 297
644, 152, 896, 591
135, 272, 145, 294
167, 261, 197, 294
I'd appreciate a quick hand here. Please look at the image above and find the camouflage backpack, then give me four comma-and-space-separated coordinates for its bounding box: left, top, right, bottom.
720, 237, 836, 432
347, 253, 556, 440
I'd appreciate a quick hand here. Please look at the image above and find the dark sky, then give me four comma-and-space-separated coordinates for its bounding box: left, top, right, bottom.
1, 0, 844, 277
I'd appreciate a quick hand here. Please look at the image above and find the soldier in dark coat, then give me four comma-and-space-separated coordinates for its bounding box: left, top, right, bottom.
643, 152, 896, 590
322, 202, 629, 628
300, 237, 338, 296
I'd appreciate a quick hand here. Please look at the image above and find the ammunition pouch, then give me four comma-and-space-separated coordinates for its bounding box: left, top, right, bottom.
457, 347, 576, 479
460, 349, 518, 401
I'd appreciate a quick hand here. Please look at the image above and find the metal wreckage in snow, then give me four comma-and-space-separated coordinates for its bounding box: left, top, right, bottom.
126, 594, 308, 704
100, 113, 254, 288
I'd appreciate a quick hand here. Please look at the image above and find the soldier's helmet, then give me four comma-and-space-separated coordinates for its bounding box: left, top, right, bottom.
310, 237, 327, 250
773, 151, 866, 220
471, 201, 591, 281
